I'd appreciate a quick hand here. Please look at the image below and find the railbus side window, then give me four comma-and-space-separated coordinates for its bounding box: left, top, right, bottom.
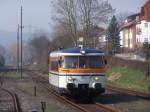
51, 57, 59, 71
79, 56, 89, 68
88, 56, 104, 68
64, 56, 78, 68
58, 56, 65, 68
49, 57, 51, 70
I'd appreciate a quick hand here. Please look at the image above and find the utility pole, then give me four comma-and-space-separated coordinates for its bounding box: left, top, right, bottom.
17, 24, 20, 73
20, 6, 23, 79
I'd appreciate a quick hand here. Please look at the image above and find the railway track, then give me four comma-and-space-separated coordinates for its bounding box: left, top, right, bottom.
2, 68, 150, 111
0, 67, 18, 72
0, 88, 21, 112
29, 71, 150, 100
30, 72, 120, 112
1, 67, 150, 98
107, 84, 150, 100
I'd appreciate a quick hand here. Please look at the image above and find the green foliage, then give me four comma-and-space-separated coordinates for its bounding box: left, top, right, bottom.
106, 16, 120, 55
0, 72, 22, 79
107, 66, 150, 92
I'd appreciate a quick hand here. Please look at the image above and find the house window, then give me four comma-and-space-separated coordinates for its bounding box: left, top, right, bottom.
136, 27, 141, 35
136, 38, 139, 43
144, 22, 148, 28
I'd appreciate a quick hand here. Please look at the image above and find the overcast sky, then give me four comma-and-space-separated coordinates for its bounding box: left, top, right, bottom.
0, 0, 144, 32
0, 0, 51, 32
0, 0, 145, 46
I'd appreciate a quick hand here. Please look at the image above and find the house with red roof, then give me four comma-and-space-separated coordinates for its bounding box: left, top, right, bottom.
120, 0, 150, 50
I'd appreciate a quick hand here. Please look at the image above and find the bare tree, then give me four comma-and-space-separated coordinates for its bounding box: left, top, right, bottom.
0, 45, 5, 66
116, 12, 133, 25
52, 0, 114, 47
28, 33, 51, 72
51, 23, 74, 49
0, 45, 5, 56
7, 43, 18, 65
79, 0, 113, 46
0, 55, 5, 67
6, 43, 28, 66
52, 0, 78, 46
79, 0, 92, 45
23, 43, 33, 65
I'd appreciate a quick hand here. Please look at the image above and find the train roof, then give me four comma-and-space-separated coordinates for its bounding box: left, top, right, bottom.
50, 47, 104, 57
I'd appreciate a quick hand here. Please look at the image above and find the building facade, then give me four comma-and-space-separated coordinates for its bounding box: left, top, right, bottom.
120, 15, 137, 49
120, 0, 150, 50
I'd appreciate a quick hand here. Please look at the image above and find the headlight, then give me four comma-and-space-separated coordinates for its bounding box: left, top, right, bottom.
80, 50, 86, 55
68, 77, 77, 81
94, 77, 99, 81
68, 77, 73, 81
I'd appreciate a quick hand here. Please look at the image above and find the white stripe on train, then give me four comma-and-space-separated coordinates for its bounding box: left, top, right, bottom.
49, 71, 105, 76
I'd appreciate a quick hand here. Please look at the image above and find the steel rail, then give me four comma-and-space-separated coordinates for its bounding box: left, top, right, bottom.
107, 84, 150, 100
32, 76, 90, 112
31, 72, 120, 112
1, 88, 21, 112
95, 103, 121, 112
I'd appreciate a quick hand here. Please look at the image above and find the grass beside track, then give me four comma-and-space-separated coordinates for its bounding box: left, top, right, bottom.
17, 81, 58, 112
0, 72, 26, 79
0, 72, 62, 112
107, 66, 150, 92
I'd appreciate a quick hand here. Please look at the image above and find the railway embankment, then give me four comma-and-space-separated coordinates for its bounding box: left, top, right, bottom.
107, 57, 150, 92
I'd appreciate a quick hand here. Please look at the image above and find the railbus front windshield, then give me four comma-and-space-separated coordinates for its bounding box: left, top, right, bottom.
64, 56, 104, 68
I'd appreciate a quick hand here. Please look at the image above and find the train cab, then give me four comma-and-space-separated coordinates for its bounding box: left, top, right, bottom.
49, 47, 107, 97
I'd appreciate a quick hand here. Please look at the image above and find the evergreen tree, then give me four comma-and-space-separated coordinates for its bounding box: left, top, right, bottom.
106, 16, 120, 55
0, 55, 5, 67
142, 41, 150, 61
